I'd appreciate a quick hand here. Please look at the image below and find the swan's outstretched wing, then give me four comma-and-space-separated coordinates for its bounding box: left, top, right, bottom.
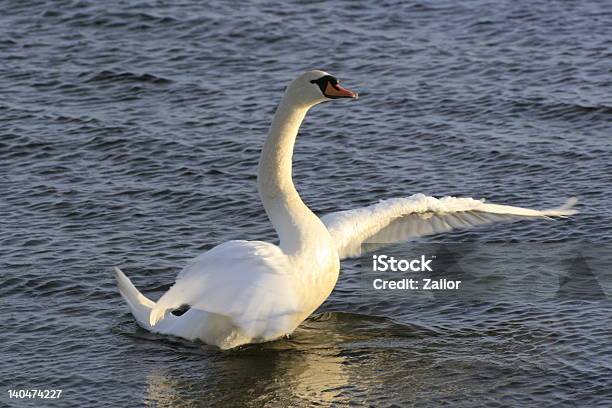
149, 240, 301, 339
322, 194, 577, 259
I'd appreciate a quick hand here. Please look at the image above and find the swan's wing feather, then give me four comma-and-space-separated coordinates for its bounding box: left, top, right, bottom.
322, 194, 577, 259
149, 240, 300, 338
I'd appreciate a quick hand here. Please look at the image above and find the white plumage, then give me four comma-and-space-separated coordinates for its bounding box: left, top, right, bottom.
115, 70, 576, 349
322, 194, 577, 259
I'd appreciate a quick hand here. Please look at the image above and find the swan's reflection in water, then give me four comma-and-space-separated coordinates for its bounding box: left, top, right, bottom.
142, 312, 420, 407
144, 348, 349, 407
140, 310, 561, 406
144, 313, 429, 407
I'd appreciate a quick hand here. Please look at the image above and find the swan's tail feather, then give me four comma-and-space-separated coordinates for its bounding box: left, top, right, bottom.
114, 267, 154, 329
149, 306, 169, 327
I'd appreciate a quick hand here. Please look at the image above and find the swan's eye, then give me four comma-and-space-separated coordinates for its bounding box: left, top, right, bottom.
310, 75, 357, 100
310, 75, 340, 94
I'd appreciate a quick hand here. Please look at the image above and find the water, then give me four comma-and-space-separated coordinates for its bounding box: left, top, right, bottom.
1, 0, 611, 406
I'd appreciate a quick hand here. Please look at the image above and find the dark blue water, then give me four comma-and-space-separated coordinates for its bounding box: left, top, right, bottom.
1, 0, 611, 406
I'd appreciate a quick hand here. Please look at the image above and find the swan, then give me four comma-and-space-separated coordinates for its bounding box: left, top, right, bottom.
115, 70, 577, 349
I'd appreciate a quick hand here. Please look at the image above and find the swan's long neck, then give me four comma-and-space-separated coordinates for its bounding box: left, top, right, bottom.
257, 92, 328, 255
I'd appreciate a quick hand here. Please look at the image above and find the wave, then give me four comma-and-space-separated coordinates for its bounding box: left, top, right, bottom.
84, 70, 172, 85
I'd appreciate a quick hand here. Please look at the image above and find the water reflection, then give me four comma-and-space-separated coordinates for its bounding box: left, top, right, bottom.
139, 304, 596, 407
142, 312, 427, 407
143, 314, 356, 407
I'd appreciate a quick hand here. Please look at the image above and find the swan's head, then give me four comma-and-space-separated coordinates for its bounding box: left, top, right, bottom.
287, 70, 358, 106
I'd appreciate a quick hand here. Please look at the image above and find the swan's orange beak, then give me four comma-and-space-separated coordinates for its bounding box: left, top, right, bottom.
324, 82, 359, 99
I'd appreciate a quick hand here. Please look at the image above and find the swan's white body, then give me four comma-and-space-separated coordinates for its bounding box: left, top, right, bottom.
115, 70, 577, 349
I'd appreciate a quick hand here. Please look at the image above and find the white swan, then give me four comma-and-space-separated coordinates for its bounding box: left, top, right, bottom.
115, 70, 577, 349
